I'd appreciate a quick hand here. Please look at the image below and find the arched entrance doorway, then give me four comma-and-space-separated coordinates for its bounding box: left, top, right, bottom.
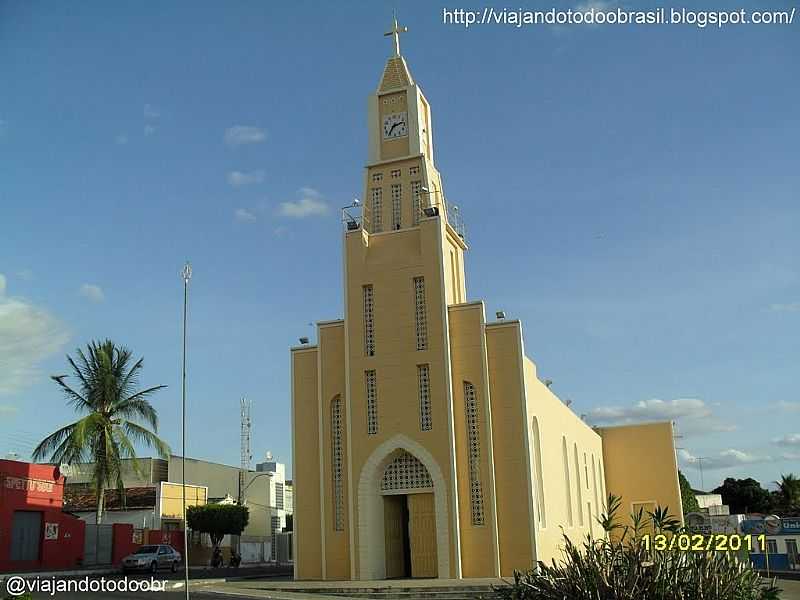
381, 450, 437, 578
357, 435, 450, 580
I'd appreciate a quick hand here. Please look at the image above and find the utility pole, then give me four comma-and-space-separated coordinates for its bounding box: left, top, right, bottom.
696, 457, 709, 491
180, 262, 192, 600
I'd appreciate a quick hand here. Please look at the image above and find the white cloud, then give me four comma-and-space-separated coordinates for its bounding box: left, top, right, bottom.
781, 452, 800, 461
679, 448, 772, 471
588, 397, 736, 436
144, 104, 160, 119
0, 282, 70, 395
144, 124, 156, 136
115, 134, 128, 145
0, 274, 6, 296
770, 302, 800, 313
234, 208, 257, 223
227, 170, 265, 187
776, 401, 800, 413
0, 405, 18, 415
574, 0, 615, 12
278, 187, 330, 218
79, 283, 105, 303
224, 125, 266, 147
17, 269, 34, 282
774, 433, 800, 447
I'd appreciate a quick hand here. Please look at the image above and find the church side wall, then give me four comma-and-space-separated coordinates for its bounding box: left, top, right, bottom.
318, 322, 351, 579
291, 346, 323, 579
448, 302, 500, 577
485, 322, 535, 575
522, 357, 604, 563
598, 422, 684, 536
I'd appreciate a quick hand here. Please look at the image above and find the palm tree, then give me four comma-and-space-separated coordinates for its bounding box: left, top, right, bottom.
775, 473, 800, 513
33, 339, 170, 524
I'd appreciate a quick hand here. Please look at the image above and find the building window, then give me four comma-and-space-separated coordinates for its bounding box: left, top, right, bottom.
275, 482, 284, 510
390, 169, 401, 178
331, 397, 344, 532
371, 187, 383, 233
366, 370, 378, 435
574, 444, 584, 526
409, 165, 420, 175
270, 515, 281, 559
363, 285, 375, 356
563, 437, 573, 526
411, 181, 422, 225
531, 417, 546, 527
380, 450, 433, 492
372, 172, 383, 183
418, 364, 431, 431
766, 539, 778, 555
414, 276, 427, 350
464, 381, 484, 525
391, 184, 402, 230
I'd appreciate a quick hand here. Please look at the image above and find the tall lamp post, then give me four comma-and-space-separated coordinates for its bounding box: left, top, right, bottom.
180, 262, 192, 599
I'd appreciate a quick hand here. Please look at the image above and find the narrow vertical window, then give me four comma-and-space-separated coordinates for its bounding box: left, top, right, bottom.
592, 455, 599, 516
363, 285, 375, 356
366, 370, 377, 435
574, 444, 584, 526
413, 276, 427, 350
418, 365, 431, 431
464, 382, 484, 525
391, 183, 402, 230
531, 417, 547, 527
371, 187, 383, 233
331, 396, 344, 531
562, 437, 573, 526
411, 181, 422, 225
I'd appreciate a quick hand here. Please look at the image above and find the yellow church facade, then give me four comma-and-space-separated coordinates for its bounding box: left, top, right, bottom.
291, 22, 683, 581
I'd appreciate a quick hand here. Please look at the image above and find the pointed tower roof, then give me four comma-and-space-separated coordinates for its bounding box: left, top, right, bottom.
378, 14, 414, 93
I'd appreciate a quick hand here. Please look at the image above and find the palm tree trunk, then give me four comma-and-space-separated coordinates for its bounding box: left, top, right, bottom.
96, 485, 104, 525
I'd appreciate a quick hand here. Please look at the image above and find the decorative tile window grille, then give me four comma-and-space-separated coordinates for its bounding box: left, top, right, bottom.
371, 188, 383, 233
409, 165, 420, 175
418, 364, 431, 431
372, 172, 383, 183
411, 181, 422, 225
366, 370, 378, 435
380, 450, 433, 492
390, 169, 401, 178
391, 184, 402, 230
275, 482, 284, 510
413, 276, 427, 350
464, 382, 484, 525
363, 285, 375, 356
331, 397, 344, 531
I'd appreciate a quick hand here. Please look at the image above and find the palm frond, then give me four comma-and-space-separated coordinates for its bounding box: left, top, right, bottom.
122, 421, 171, 458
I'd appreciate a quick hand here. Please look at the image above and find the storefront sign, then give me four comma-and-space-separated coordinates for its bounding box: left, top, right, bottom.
3, 476, 54, 493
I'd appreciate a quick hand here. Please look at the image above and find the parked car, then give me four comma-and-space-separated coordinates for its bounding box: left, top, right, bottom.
121, 544, 181, 574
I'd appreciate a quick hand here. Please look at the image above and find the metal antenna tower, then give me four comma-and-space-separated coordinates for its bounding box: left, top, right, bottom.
239, 398, 252, 504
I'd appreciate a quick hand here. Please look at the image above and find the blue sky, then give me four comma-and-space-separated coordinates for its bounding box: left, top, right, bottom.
1, 0, 797, 492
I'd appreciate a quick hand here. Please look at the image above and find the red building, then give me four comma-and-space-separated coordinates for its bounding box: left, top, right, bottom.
0, 459, 85, 572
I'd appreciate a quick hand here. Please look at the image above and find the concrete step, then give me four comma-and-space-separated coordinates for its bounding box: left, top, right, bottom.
277, 587, 504, 600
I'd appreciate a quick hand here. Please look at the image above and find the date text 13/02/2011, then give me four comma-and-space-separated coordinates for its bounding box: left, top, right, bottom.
641, 534, 766, 552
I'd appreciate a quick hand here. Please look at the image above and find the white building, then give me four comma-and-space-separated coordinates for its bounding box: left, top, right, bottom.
255, 452, 292, 560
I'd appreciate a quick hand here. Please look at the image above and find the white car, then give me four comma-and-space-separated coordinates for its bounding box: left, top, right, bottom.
121, 544, 181, 573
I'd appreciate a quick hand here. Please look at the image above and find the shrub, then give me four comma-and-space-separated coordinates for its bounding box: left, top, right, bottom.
495, 495, 780, 600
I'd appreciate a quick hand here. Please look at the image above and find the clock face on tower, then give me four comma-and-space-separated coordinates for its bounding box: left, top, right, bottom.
382, 112, 408, 140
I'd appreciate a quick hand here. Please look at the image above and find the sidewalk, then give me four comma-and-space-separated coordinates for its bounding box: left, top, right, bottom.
0, 562, 291, 581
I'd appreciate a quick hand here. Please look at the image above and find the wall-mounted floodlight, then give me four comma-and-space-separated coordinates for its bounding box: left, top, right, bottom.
496, 311, 506, 320
299, 337, 309, 345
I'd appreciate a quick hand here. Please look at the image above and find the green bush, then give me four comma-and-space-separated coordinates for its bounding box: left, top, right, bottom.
495, 495, 779, 600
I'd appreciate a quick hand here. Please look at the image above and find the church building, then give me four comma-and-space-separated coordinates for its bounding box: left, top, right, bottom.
291, 18, 683, 581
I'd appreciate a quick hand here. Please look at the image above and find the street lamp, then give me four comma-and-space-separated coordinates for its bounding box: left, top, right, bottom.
180, 262, 192, 599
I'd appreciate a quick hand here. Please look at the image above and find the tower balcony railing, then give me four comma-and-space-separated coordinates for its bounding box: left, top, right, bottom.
341, 197, 465, 242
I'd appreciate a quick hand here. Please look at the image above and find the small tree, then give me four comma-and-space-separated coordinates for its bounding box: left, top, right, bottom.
186, 504, 249, 550
679, 470, 700, 515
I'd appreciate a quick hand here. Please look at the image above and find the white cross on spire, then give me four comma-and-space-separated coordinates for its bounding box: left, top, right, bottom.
384, 12, 408, 57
